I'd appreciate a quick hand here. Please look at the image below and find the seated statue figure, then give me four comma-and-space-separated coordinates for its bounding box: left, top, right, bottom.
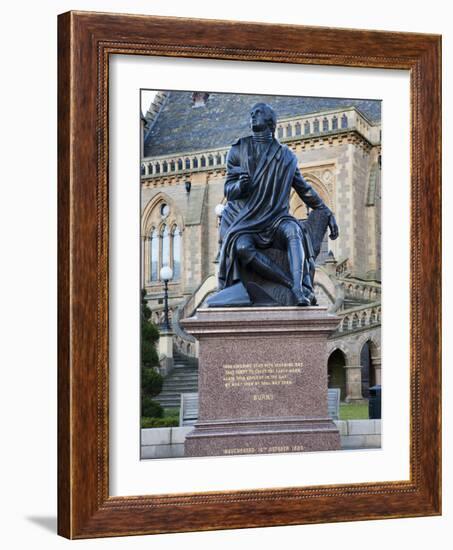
207, 102, 339, 308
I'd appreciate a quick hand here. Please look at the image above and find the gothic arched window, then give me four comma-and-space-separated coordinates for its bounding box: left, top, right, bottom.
149, 229, 158, 281
162, 161, 168, 173
177, 158, 183, 170
286, 124, 292, 137
200, 156, 206, 167
172, 226, 182, 281
332, 116, 338, 130
185, 158, 191, 170
341, 114, 348, 128
304, 121, 310, 134
277, 127, 283, 138
322, 117, 329, 131
161, 225, 170, 267
313, 119, 320, 133
192, 157, 198, 169
295, 122, 301, 135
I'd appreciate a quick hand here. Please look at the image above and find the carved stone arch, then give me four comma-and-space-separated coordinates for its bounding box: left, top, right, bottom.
142, 191, 184, 236
326, 341, 350, 361
358, 334, 381, 395
289, 172, 332, 219
327, 346, 348, 400
158, 220, 168, 235
356, 332, 381, 358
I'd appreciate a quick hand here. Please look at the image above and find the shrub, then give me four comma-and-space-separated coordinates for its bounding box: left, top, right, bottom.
142, 367, 163, 398
141, 396, 164, 418
141, 289, 160, 369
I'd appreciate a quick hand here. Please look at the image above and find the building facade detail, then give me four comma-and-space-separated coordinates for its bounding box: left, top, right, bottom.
141, 92, 382, 402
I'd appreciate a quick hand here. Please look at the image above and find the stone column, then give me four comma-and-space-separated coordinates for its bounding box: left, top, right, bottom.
344, 363, 363, 402
142, 236, 148, 285
372, 355, 382, 386
158, 330, 174, 376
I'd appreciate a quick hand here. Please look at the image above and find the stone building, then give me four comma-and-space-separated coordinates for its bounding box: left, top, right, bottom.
141, 91, 382, 404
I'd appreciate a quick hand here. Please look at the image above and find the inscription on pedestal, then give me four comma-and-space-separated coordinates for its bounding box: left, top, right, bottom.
222, 362, 303, 397
223, 445, 305, 456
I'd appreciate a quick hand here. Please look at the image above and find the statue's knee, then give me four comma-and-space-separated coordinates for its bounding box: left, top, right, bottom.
283, 222, 302, 241
235, 238, 254, 263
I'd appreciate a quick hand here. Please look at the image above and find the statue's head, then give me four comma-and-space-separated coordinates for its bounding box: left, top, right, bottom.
250, 103, 277, 134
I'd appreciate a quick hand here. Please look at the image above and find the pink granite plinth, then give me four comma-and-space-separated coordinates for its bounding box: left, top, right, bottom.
181, 307, 341, 457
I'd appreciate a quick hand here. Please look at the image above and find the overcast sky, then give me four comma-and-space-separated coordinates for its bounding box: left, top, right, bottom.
141, 90, 158, 117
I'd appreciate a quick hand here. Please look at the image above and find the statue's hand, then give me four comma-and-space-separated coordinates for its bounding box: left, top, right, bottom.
238, 172, 251, 194
328, 213, 339, 240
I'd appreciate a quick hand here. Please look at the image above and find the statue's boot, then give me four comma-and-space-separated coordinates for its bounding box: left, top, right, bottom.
287, 238, 311, 307
303, 259, 317, 305
246, 251, 293, 288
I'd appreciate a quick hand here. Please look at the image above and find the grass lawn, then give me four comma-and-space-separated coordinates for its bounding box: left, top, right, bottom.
340, 401, 369, 420
142, 404, 370, 427
141, 407, 181, 428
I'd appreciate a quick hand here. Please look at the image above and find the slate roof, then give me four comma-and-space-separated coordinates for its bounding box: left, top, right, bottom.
143, 91, 381, 158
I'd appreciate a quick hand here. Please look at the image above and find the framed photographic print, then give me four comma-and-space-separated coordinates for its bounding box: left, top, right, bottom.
58, 11, 441, 538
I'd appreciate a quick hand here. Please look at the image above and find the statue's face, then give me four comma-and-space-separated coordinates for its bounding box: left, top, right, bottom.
250, 104, 271, 132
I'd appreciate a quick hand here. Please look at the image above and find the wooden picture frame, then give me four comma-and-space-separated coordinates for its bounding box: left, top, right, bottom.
58, 11, 441, 539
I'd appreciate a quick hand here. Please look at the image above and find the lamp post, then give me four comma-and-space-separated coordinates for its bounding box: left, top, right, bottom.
160, 266, 173, 331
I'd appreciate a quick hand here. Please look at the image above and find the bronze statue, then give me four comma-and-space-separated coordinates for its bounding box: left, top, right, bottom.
208, 103, 338, 307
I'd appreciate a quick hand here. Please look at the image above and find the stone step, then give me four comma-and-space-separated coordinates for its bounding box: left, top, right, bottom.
164, 376, 198, 381
161, 386, 198, 393
162, 385, 198, 392
164, 376, 197, 380
154, 354, 200, 409
164, 373, 198, 384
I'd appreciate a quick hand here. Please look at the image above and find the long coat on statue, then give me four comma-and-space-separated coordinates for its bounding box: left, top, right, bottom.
218, 135, 329, 291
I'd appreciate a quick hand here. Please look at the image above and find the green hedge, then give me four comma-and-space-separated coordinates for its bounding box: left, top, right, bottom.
141, 417, 180, 428
141, 367, 163, 398
141, 396, 164, 418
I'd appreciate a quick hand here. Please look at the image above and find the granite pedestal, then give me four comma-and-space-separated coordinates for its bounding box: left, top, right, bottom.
181, 306, 341, 457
